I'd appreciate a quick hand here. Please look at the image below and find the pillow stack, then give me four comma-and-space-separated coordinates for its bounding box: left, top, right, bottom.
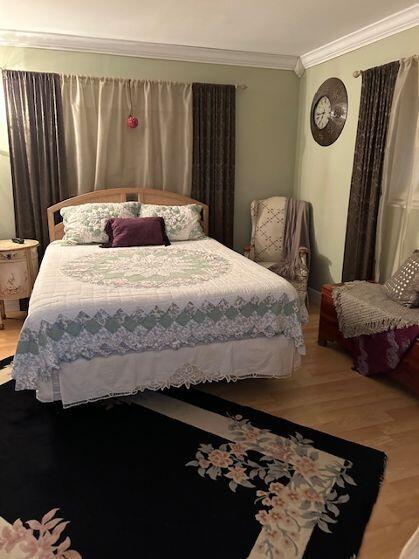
60, 201, 204, 247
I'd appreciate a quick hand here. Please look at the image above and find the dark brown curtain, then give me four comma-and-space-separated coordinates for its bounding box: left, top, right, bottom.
2, 70, 68, 256
191, 83, 235, 247
342, 61, 399, 282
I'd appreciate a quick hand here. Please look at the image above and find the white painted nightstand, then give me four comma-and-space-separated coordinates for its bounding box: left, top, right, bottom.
0, 239, 39, 329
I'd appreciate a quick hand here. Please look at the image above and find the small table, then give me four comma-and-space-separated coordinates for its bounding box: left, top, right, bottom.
0, 239, 39, 330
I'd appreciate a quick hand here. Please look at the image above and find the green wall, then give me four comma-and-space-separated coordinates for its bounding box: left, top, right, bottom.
1, 28, 417, 277
294, 26, 419, 291
0, 46, 300, 252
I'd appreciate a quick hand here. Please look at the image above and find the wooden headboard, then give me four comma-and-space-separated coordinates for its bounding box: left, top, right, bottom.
47, 188, 209, 242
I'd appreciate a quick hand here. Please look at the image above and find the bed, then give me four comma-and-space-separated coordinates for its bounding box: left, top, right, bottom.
11, 188, 305, 407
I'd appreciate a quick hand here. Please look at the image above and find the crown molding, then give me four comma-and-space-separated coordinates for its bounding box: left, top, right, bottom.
300, 4, 419, 69
0, 29, 299, 71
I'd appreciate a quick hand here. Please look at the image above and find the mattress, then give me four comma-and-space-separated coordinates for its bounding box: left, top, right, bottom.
12, 237, 305, 402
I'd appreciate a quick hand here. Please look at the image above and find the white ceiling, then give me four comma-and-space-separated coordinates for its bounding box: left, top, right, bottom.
0, 0, 415, 57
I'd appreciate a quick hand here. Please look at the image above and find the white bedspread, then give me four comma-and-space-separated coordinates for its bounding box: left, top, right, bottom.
12, 238, 305, 392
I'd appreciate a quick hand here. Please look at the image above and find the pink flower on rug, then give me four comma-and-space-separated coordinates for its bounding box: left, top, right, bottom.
0, 509, 82, 559
255, 510, 270, 526
198, 458, 210, 469
301, 487, 322, 504
262, 441, 294, 462
269, 509, 285, 523
268, 482, 286, 495
293, 456, 318, 478
256, 490, 272, 506
286, 488, 300, 503
208, 449, 232, 468
229, 442, 248, 459
0, 520, 33, 554
225, 465, 247, 484
264, 527, 278, 541
241, 426, 259, 443
271, 495, 287, 509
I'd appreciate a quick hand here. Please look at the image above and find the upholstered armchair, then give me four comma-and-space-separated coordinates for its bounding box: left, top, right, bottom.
244, 196, 310, 305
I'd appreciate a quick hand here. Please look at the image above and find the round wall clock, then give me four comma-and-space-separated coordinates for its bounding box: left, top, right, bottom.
310, 78, 348, 146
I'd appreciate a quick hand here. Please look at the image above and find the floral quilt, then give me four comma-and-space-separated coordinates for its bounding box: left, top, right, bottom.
12, 238, 305, 391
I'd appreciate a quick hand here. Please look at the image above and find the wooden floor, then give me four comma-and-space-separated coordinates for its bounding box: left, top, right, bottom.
1, 308, 418, 558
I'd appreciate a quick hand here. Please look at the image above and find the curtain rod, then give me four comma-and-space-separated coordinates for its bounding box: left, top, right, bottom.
0, 67, 247, 89
61, 73, 248, 89
353, 54, 418, 78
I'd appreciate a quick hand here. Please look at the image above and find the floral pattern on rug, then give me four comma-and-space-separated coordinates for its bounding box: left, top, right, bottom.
61, 247, 230, 288
187, 415, 356, 558
0, 509, 81, 558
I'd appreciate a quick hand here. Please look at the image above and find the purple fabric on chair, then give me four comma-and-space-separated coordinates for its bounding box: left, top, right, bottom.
102, 217, 171, 248
350, 326, 419, 375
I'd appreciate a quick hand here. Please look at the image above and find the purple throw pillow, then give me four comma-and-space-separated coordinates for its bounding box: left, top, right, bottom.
102, 217, 171, 248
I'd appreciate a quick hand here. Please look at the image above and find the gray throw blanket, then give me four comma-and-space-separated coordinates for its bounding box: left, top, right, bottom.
333, 281, 419, 338
276, 198, 310, 280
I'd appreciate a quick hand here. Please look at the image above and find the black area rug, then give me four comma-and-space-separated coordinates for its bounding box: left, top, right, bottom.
0, 382, 386, 559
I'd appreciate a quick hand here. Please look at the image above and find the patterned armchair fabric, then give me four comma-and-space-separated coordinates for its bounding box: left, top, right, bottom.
244, 196, 310, 305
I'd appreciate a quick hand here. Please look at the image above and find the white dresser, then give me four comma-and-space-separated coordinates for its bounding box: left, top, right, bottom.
0, 239, 39, 329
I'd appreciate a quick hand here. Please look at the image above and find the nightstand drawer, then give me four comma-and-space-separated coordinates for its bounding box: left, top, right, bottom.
0, 247, 38, 300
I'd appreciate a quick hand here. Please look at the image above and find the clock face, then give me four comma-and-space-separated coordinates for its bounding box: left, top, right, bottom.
314, 96, 331, 129
310, 78, 348, 146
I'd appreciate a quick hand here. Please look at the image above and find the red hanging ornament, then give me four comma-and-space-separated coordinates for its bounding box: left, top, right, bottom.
126, 79, 139, 128
127, 114, 139, 128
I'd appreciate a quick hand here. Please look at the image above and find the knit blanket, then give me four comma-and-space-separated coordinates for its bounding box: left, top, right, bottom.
332, 281, 419, 338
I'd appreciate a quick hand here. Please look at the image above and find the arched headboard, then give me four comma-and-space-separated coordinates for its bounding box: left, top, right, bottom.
47, 188, 209, 242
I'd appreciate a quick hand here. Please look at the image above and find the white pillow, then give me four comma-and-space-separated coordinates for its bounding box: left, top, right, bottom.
61, 202, 140, 244
139, 204, 204, 241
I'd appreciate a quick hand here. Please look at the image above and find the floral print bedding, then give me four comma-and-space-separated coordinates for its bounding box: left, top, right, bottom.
12, 238, 305, 391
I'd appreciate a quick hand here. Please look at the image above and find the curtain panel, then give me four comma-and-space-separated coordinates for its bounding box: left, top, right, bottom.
61, 76, 192, 196
2, 70, 69, 255
191, 83, 236, 248
342, 61, 399, 282
374, 56, 419, 282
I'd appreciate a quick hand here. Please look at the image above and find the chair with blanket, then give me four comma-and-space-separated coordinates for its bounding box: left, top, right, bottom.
318, 251, 419, 395
244, 196, 311, 305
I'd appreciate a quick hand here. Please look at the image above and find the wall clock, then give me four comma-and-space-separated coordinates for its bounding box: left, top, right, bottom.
310, 78, 348, 146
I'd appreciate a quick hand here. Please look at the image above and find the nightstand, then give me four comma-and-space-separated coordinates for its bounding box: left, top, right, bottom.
0, 240, 39, 329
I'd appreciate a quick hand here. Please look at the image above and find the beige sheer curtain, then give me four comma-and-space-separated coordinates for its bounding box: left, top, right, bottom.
61, 76, 192, 196
374, 56, 419, 281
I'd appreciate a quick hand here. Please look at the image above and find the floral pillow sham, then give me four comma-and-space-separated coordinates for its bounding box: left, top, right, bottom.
61, 202, 140, 244
139, 204, 204, 241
